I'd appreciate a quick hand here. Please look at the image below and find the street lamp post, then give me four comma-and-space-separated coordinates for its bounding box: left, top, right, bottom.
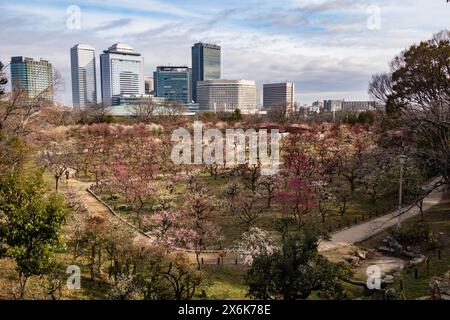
397, 154, 408, 228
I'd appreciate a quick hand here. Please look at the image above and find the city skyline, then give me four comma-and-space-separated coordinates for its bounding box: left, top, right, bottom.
0, 0, 448, 105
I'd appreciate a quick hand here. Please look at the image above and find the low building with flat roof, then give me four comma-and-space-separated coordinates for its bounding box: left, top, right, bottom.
197, 79, 257, 113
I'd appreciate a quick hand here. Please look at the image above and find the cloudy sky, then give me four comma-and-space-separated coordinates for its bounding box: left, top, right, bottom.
0, 0, 448, 105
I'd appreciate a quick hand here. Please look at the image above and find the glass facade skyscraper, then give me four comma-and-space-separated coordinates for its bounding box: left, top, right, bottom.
10, 56, 53, 102
71, 44, 97, 108
191, 43, 221, 102
100, 43, 144, 106
153, 66, 191, 104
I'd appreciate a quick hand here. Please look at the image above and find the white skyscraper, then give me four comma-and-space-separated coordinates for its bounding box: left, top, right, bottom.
70, 44, 97, 108
100, 43, 144, 106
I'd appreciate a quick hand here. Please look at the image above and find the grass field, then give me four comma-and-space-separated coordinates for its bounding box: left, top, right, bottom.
197, 265, 248, 300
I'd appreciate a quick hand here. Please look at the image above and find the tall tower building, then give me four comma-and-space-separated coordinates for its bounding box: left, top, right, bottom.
263, 82, 295, 110
191, 42, 221, 102
70, 44, 97, 108
100, 43, 144, 106
153, 66, 191, 104
10, 56, 53, 102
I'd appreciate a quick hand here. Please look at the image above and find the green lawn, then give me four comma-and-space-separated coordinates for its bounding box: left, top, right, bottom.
197, 265, 248, 300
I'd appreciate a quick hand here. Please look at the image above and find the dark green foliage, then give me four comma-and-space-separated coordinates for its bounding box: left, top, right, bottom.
0, 170, 67, 278
229, 109, 242, 121
344, 111, 375, 125
391, 222, 440, 249
102, 114, 116, 124
245, 222, 351, 300
344, 112, 358, 125
357, 111, 375, 124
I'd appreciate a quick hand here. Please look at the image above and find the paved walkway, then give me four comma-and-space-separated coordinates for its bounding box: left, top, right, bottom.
319, 179, 446, 253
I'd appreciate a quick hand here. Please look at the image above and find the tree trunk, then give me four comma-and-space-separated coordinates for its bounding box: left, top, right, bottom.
97, 248, 102, 273
17, 273, 28, 300
196, 251, 201, 270
90, 245, 96, 281
419, 200, 424, 222
73, 240, 79, 262
350, 179, 355, 192
137, 200, 144, 228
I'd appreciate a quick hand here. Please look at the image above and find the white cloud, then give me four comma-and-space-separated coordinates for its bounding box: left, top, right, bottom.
0, 0, 448, 105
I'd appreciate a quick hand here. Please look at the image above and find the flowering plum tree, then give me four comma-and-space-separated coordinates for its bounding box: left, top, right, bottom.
234, 227, 277, 265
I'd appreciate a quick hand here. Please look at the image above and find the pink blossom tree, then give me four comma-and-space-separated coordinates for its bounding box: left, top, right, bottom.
111, 164, 155, 227
275, 176, 317, 228
176, 189, 222, 270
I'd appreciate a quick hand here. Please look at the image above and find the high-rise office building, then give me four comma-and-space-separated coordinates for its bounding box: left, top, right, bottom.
153, 66, 191, 104
10, 56, 53, 102
100, 43, 144, 106
71, 44, 97, 108
196, 79, 257, 113
191, 42, 221, 102
144, 76, 154, 94
263, 82, 295, 110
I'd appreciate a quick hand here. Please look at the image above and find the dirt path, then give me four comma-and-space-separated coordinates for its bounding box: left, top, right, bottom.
67, 177, 153, 246
66, 175, 239, 263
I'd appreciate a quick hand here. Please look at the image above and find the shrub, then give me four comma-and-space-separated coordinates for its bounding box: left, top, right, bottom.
357, 111, 375, 124
391, 222, 440, 249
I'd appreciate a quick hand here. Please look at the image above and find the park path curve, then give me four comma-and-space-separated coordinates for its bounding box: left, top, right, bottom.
65, 174, 239, 263
319, 178, 446, 253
